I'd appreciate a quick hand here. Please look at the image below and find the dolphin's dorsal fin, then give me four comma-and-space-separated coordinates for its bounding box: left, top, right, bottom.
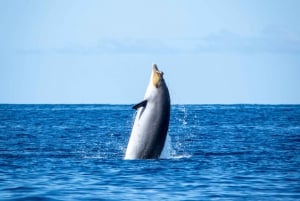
132, 100, 147, 110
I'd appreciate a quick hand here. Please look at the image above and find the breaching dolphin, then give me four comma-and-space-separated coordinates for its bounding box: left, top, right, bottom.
125, 64, 170, 159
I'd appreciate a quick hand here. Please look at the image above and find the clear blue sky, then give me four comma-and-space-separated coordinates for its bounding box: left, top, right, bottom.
1, 0, 300, 104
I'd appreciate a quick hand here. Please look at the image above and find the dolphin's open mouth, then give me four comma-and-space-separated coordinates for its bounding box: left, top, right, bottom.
152, 64, 163, 88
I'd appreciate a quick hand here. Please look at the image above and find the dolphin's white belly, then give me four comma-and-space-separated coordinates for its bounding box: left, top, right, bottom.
125, 103, 161, 159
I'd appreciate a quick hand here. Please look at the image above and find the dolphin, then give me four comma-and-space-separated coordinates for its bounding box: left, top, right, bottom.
125, 64, 170, 159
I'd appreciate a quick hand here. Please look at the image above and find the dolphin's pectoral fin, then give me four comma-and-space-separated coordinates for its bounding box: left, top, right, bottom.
132, 100, 147, 110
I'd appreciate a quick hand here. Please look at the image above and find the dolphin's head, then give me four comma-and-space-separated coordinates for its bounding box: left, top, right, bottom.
144, 64, 169, 101
152, 64, 164, 88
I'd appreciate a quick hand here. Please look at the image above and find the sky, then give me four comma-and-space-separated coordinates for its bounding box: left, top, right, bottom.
1, 0, 300, 104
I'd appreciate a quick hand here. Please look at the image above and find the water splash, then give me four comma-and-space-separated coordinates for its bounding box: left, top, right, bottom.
178, 105, 188, 126
160, 134, 175, 159
161, 134, 191, 159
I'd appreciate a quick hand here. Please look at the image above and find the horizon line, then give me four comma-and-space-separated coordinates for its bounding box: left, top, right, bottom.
0, 103, 299, 105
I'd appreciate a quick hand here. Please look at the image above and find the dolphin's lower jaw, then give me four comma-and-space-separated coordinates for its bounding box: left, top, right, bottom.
125, 64, 170, 160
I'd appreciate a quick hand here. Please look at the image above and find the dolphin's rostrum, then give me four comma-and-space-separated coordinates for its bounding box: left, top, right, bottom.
125, 64, 170, 159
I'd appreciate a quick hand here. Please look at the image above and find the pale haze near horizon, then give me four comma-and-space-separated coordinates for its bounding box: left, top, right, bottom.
1, 0, 300, 104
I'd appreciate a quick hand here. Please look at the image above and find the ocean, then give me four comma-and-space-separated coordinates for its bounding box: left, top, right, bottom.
0, 104, 299, 200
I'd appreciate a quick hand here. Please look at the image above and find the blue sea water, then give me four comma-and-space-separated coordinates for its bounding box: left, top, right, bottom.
0, 104, 299, 201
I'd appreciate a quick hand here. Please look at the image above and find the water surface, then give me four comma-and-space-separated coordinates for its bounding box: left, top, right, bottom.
0, 104, 299, 200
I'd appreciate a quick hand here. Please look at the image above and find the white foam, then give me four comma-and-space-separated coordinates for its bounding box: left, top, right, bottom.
171, 153, 192, 159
